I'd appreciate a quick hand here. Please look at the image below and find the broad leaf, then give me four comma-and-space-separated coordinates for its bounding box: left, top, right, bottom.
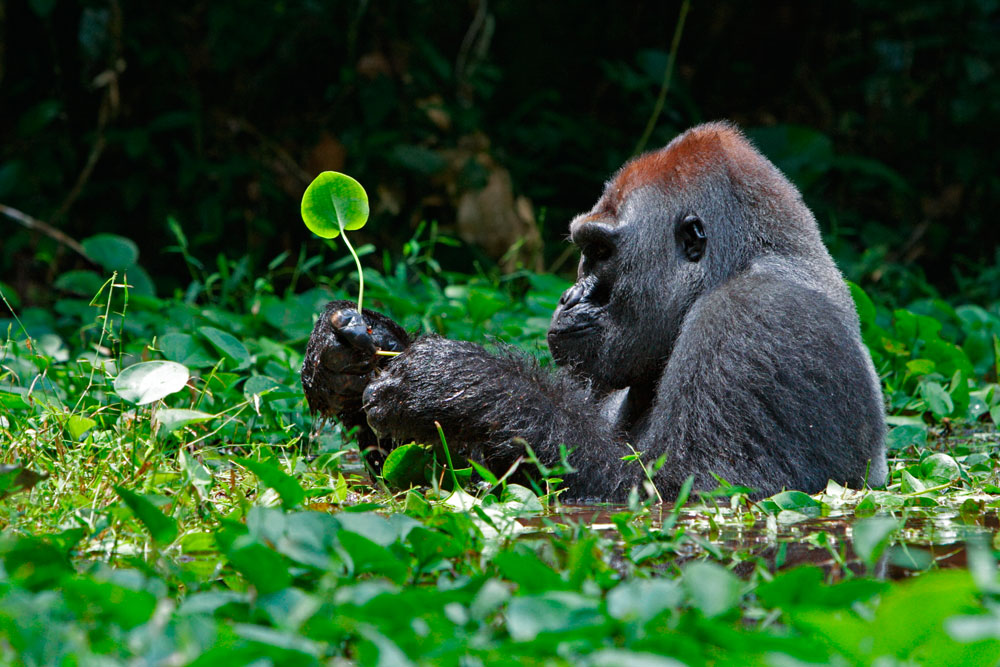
114, 360, 190, 405
301, 171, 369, 239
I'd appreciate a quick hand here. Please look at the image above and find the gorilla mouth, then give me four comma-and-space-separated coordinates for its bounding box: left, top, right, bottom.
549, 322, 597, 338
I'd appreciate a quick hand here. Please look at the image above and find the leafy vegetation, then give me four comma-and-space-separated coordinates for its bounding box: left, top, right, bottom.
2, 1, 999, 662
2, 227, 1000, 664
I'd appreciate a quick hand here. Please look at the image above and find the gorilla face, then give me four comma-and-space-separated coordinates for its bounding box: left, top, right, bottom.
548, 184, 709, 394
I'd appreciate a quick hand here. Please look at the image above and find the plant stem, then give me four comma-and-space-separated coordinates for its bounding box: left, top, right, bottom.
340, 223, 365, 312
435, 421, 462, 492
632, 0, 690, 156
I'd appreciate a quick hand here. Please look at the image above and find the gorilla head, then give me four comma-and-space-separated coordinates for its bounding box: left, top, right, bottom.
548, 122, 835, 394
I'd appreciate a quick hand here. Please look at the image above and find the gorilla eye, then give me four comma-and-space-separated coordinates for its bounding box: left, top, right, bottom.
583, 241, 613, 262
677, 215, 706, 262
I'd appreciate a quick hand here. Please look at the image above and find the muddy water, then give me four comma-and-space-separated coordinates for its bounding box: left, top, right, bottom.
534, 504, 999, 580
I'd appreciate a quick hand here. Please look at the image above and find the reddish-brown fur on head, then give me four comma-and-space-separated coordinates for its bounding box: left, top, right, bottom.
572, 121, 817, 258
610, 122, 765, 205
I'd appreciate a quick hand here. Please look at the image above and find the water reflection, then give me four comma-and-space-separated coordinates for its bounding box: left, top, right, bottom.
536, 504, 998, 580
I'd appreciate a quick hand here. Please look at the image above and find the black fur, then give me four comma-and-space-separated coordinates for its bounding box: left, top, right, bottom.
301, 122, 887, 501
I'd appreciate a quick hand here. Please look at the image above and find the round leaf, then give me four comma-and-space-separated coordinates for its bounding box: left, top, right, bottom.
382, 443, 432, 489
114, 360, 190, 405
82, 233, 139, 270
301, 171, 369, 239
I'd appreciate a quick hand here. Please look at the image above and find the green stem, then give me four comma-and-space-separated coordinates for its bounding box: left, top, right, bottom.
633, 0, 690, 156
435, 421, 462, 492
340, 223, 365, 312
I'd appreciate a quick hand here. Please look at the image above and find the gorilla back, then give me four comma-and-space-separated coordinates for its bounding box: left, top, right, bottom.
303, 122, 887, 501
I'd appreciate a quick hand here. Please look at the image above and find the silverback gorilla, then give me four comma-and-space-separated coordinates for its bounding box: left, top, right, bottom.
301, 122, 887, 501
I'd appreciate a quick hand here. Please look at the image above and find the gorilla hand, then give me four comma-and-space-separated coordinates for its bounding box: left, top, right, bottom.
362, 336, 492, 445
301, 300, 410, 419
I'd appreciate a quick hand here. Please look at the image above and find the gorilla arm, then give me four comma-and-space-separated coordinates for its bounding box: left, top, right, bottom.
362, 336, 643, 500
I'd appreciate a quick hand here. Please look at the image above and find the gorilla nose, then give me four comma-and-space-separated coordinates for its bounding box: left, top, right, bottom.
559, 283, 584, 310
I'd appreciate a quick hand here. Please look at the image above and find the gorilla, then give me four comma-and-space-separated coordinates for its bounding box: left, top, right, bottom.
301, 122, 887, 502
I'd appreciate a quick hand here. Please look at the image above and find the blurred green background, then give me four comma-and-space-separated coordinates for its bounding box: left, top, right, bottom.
2, 0, 998, 303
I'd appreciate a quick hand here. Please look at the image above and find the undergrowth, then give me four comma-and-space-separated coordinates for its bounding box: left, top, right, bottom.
1, 229, 1000, 664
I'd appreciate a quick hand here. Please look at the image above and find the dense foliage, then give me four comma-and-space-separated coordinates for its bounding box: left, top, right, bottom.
3, 1, 1000, 663
2, 232, 1000, 662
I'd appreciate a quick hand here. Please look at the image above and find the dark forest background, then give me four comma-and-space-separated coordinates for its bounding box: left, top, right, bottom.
2, 0, 998, 305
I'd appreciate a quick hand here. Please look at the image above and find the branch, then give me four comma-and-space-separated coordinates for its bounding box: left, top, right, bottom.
0, 204, 92, 262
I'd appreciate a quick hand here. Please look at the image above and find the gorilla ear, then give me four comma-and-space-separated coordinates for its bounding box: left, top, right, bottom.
677, 215, 706, 262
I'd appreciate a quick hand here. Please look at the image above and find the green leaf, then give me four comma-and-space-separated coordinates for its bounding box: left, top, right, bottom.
159, 332, 217, 368
920, 453, 961, 483
382, 443, 433, 489
234, 457, 305, 510
114, 486, 178, 544
681, 561, 741, 618
156, 408, 214, 433
606, 579, 682, 622
852, 517, 897, 568
52, 270, 105, 296
506, 592, 604, 641
82, 233, 139, 270
886, 424, 928, 451
301, 171, 369, 239
199, 326, 251, 370
226, 540, 292, 595
769, 490, 822, 512
66, 414, 97, 440
848, 281, 875, 326
113, 360, 190, 405
905, 358, 936, 376
920, 381, 953, 418
336, 531, 409, 584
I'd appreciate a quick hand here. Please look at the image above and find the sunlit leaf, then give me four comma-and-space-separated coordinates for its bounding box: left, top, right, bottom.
113, 360, 190, 405
300, 171, 369, 239
156, 408, 213, 433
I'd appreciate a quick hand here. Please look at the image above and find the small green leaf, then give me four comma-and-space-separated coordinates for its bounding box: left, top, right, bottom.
234, 457, 305, 510
114, 360, 190, 405
66, 414, 97, 440
506, 592, 603, 641
226, 540, 292, 595
115, 486, 178, 544
157, 408, 214, 433
159, 332, 217, 368
198, 326, 251, 370
382, 443, 432, 489
886, 424, 928, 451
82, 233, 139, 270
920, 453, 961, 483
301, 171, 369, 239
769, 490, 822, 512
920, 381, 953, 418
